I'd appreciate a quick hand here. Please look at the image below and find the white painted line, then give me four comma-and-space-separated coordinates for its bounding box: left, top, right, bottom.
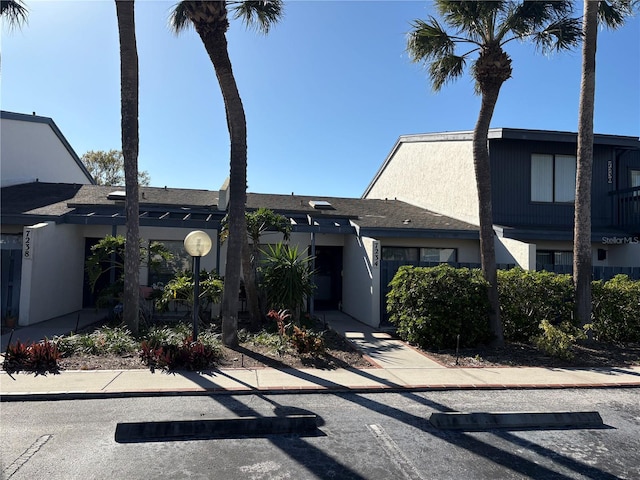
367, 424, 425, 480
3, 434, 53, 479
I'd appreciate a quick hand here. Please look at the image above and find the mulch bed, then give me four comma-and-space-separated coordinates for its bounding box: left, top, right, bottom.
420, 341, 640, 368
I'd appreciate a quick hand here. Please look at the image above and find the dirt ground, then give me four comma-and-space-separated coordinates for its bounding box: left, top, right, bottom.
56, 329, 640, 371
423, 341, 640, 368
57, 328, 374, 371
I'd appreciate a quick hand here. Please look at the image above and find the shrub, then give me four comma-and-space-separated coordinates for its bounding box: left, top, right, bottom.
386, 264, 492, 350
139, 337, 221, 371
260, 244, 315, 322
591, 275, 640, 343
533, 320, 585, 361
155, 270, 223, 317
3, 339, 60, 374
55, 326, 137, 356
498, 268, 574, 342
290, 326, 325, 355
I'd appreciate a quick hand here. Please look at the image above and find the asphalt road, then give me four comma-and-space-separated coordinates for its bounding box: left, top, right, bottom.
2, 389, 639, 479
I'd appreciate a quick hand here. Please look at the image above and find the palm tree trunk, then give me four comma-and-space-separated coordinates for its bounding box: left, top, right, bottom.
473, 85, 504, 346
196, 26, 247, 347
116, 0, 140, 335
574, 0, 598, 334
242, 235, 262, 329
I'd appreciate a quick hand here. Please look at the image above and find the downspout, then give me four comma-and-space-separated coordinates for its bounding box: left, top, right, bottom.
309, 216, 316, 318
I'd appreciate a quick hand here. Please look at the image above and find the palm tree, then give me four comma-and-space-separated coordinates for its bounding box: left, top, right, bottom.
407, 1, 581, 345
115, 0, 140, 334
574, 0, 637, 333
1, 0, 28, 29
170, 1, 283, 347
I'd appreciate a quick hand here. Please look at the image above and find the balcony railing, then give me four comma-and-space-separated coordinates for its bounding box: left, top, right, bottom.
609, 186, 640, 231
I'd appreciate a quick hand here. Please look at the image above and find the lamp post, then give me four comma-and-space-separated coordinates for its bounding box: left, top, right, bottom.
184, 230, 212, 341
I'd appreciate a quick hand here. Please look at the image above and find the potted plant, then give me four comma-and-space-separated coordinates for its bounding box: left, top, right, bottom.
4, 311, 17, 328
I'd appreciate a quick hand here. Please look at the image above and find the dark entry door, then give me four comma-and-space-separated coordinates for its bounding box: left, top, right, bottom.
313, 246, 343, 310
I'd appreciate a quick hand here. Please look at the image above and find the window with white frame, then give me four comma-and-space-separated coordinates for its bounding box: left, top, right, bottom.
531, 153, 576, 203
382, 246, 457, 263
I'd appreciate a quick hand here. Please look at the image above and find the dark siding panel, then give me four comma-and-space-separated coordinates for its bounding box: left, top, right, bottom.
491, 139, 575, 226
491, 139, 628, 228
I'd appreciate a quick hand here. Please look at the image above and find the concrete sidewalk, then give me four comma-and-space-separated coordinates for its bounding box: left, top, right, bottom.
1, 310, 640, 400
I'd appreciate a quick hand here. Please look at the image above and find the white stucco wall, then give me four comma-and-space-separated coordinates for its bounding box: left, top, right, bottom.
342, 235, 379, 327
365, 140, 479, 224
598, 240, 640, 267
532, 239, 640, 269
496, 237, 535, 269
19, 222, 85, 326
1, 117, 91, 187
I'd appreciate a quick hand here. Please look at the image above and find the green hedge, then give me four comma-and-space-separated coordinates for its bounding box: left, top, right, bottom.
497, 268, 574, 342
387, 266, 640, 348
386, 264, 492, 350
591, 275, 640, 343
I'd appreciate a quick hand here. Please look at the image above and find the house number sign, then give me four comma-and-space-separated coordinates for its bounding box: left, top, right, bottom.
372, 241, 380, 269
23, 228, 33, 260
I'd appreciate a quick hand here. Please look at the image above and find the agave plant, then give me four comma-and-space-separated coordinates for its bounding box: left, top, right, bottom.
260, 243, 315, 323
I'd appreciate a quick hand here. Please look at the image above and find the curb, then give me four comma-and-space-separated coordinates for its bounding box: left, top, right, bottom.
429, 411, 604, 430
114, 414, 319, 442
2, 382, 640, 402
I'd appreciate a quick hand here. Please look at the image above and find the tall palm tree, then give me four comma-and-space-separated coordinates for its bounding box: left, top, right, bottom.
115, 0, 140, 334
1, 0, 28, 29
574, 0, 636, 333
170, 1, 283, 347
407, 1, 581, 345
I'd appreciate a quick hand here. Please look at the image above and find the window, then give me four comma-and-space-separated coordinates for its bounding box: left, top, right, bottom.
148, 240, 192, 288
531, 154, 576, 203
382, 247, 456, 263
382, 247, 418, 262
420, 247, 457, 263
536, 250, 572, 269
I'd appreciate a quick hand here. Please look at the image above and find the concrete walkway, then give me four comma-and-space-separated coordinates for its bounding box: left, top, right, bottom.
1, 310, 639, 401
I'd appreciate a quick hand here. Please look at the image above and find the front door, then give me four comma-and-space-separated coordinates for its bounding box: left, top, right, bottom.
1, 234, 23, 321
313, 246, 343, 310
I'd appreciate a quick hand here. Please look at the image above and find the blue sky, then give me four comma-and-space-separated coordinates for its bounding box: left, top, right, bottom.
2, 1, 639, 198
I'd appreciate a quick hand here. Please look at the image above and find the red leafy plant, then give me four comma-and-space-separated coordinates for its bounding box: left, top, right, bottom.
3, 339, 61, 374
139, 337, 220, 372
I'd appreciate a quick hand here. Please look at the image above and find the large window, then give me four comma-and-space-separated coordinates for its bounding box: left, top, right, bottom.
148, 240, 192, 288
631, 169, 640, 190
531, 153, 576, 203
536, 250, 572, 269
382, 247, 457, 263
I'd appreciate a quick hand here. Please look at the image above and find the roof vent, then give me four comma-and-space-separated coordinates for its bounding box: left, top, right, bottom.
107, 191, 126, 201
309, 200, 334, 210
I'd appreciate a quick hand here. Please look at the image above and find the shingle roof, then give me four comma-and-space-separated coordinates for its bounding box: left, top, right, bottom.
1, 182, 82, 217
2, 182, 218, 217
247, 193, 478, 233
1, 183, 221, 230
2, 182, 477, 235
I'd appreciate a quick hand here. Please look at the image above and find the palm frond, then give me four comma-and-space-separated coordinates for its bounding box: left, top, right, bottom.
598, 0, 637, 30
168, 2, 193, 34
230, 0, 283, 34
407, 17, 456, 62
429, 54, 466, 92
531, 17, 582, 53
505, 1, 574, 37
1, 0, 28, 29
